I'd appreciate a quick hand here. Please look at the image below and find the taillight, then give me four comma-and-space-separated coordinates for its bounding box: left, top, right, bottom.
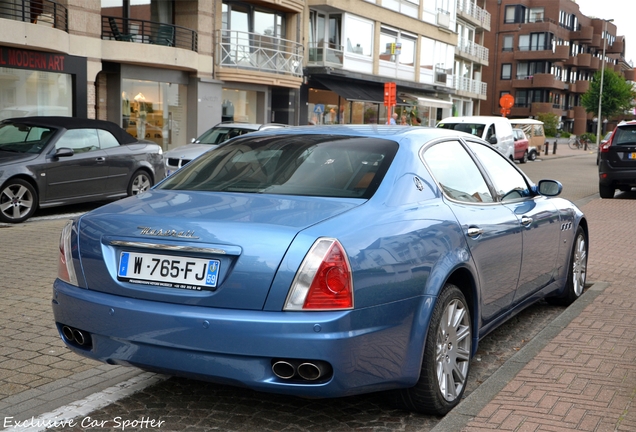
58, 220, 78, 286
284, 238, 353, 311
600, 133, 614, 153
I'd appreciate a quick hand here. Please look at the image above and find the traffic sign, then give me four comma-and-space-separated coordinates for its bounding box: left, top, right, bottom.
313, 104, 324, 114
499, 94, 514, 109
384, 82, 396, 107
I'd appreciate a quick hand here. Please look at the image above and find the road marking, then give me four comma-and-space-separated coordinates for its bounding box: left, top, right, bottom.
2, 373, 167, 432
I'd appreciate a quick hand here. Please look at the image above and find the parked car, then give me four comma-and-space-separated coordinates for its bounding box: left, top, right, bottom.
53, 126, 588, 415
164, 122, 287, 176
437, 116, 515, 160
0, 116, 165, 223
510, 118, 545, 161
598, 120, 636, 198
512, 128, 529, 163
597, 131, 613, 165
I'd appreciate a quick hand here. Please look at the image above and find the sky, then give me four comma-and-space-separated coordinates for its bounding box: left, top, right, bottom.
574, 0, 636, 67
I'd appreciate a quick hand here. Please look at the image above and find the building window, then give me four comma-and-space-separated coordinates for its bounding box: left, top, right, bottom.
504, 5, 525, 24
502, 35, 513, 52
501, 64, 512, 80
527, 8, 544, 23
379, 26, 416, 66
0, 69, 72, 120
344, 15, 373, 56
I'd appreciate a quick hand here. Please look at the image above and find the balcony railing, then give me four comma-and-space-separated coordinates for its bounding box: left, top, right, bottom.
102, 16, 197, 52
456, 0, 491, 30
456, 38, 489, 62
0, 0, 67, 31
307, 42, 344, 67
453, 76, 487, 96
217, 30, 303, 77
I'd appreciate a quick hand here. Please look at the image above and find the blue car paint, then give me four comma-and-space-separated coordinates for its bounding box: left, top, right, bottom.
52, 126, 586, 398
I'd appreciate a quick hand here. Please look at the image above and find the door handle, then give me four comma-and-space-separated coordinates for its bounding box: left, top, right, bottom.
467, 227, 483, 238
521, 216, 533, 226
95, 157, 106, 163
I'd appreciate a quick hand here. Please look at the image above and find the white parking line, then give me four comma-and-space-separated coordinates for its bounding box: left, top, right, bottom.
1, 373, 167, 432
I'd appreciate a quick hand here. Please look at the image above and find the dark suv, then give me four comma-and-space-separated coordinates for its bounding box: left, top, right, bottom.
598, 120, 636, 198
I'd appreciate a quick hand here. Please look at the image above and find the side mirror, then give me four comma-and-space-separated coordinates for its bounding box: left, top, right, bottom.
536, 180, 562, 197
488, 135, 498, 145
54, 147, 74, 158
191, 138, 196, 143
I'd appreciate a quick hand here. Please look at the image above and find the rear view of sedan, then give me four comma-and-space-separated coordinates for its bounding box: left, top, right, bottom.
53, 126, 588, 415
0, 117, 164, 223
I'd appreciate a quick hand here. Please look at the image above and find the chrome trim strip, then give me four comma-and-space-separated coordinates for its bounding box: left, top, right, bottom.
108, 240, 227, 255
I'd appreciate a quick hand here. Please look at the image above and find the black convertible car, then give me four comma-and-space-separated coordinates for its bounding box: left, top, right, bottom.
0, 117, 165, 223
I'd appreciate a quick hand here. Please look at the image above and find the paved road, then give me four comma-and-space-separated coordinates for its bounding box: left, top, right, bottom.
0, 149, 610, 431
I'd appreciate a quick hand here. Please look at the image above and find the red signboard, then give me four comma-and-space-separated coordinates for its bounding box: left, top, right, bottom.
384, 82, 396, 107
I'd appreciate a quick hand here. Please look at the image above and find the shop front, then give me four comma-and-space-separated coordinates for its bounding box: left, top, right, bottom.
0, 46, 87, 120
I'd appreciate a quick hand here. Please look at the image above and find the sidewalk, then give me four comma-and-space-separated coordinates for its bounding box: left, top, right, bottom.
434, 197, 636, 431
535, 137, 598, 160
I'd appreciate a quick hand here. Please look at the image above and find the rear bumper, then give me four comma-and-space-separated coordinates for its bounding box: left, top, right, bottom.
599, 162, 636, 186
52, 279, 432, 398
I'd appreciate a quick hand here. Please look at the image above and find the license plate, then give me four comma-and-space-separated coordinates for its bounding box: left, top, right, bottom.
117, 251, 220, 291
629, 153, 636, 159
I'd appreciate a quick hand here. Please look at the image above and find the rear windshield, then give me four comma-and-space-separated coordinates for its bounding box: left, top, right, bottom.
437, 122, 486, 138
0, 122, 55, 154
158, 134, 398, 199
612, 125, 636, 146
195, 126, 256, 145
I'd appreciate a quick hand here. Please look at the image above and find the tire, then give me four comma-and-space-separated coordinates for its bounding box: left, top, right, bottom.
519, 151, 528, 164
528, 149, 537, 161
547, 226, 587, 306
568, 139, 578, 150
127, 170, 153, 196
599, 184, 614, 199
0, 179, 38, 224
390, 283, 471, 415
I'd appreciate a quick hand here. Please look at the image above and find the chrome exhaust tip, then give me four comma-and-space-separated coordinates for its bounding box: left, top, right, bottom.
72, 328, 86, 346
62, 326, 74, 342
272, 361, 296, 379
297, 362, 323, 381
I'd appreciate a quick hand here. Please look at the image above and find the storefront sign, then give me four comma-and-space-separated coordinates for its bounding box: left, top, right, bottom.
0, 47, 67, 72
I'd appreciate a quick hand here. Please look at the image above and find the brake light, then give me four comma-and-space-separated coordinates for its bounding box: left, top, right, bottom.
600, 133, 614, 153
284, 238, 353, 311
58, 220, 78, 286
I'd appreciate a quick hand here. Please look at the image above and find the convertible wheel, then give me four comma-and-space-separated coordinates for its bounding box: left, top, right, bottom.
128, 170, 153, 196
547, 226, 587, 306
390, 283, 471, 415
0, 179, 38, 224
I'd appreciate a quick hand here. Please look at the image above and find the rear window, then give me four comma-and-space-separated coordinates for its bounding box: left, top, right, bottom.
158, 134, 398, 199
437, 122, 486, 138
612, 125, 636, 146
195, 126, 256, 144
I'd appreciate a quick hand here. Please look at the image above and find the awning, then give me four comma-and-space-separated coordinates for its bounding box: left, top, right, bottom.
399, 92, 453, 109
313, 77, 385, 103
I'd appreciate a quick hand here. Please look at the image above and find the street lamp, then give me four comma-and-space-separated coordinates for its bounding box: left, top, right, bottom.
596, 18, 614, 150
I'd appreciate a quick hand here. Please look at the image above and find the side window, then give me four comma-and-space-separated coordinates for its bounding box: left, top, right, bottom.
422, 141, 494, 203
97, 129, 120, 149
56, 129, 99, 153
467, 141, 529, 201
485, 124, 496, 141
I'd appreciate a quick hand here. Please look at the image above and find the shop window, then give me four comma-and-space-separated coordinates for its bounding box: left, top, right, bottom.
0, 69, 72, 120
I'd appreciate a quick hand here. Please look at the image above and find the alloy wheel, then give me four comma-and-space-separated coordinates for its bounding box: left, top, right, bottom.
436, 298, 471, 401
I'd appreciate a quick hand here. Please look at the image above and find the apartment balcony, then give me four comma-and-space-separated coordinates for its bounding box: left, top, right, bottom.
0, 0, 67, 31
456, 0, 490, 31
516, 74, 565, 90
564, 55, 578, 67
570, 25, 593, 42
510, 105, 531, 117
453, 75, 487, 100
571, 80, 590, 93
607, 38, 624, 54
513, 45, 569, 62
216, 30, 303, 85
455, 38, 489, 65
102, 16, 197, 51
590, 33, 602, 49
512, 76, 535, 89
589, 56, 600, 71
576, 53, 592, 68
624, 69, 635, 81
306, 42, 345, 68
530, 102, 563, 117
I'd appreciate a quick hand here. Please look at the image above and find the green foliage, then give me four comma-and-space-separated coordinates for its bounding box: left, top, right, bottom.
537, 112, 560, 136
559, 131, 571, 138
580, 68, 636, 119
580, 132, 597, 143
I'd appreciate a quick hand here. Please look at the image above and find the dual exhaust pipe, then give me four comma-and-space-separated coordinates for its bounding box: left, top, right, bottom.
62, 325, 92, 348
272, 359, 332, 381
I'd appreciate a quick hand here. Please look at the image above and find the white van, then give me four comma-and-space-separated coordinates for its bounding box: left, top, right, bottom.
437, 116, 515, 159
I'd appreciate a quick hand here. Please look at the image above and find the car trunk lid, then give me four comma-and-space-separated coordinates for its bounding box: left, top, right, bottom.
77, 190, 361, 310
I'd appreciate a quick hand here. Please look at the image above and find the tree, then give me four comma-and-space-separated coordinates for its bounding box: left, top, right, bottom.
581, 68, 635, 120
536, 112, 559, 137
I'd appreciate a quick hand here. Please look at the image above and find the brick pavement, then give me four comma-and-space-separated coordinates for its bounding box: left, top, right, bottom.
442, 197, 636, 431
